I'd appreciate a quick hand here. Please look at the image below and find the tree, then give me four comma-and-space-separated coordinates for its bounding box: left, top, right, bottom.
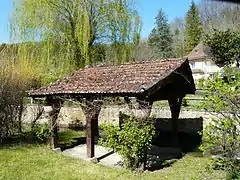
0, 60, 39, 143
170, 17, 186, 58
205, 29, 240, 67
11, 0, 141, 84
131, 40, 158, 61
199, 68, 240, 178
148, 9, 173, 58
185, 1, 203, 54
198, 0, 240, 33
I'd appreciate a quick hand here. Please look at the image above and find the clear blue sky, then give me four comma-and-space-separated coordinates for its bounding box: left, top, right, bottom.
139, 0, 199, 39
0, 0, 199, 43
0, 0, 12, 43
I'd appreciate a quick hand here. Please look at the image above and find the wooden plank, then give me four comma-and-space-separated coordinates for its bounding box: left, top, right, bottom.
80, 99, 103, 158
51, 107, 60, 149
86, 114, 94, 158
45, 97, 62, 149
168, 98, 182, 147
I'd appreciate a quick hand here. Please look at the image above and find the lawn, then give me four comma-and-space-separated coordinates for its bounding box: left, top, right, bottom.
0, 144, 226, 180
59, 130, 86, 145
152, 94, 205, 110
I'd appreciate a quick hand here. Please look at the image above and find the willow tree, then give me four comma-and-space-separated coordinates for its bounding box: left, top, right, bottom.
11, 0, 141, 84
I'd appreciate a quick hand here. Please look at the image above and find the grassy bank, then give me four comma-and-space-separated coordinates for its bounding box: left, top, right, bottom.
0, 144, 226, 180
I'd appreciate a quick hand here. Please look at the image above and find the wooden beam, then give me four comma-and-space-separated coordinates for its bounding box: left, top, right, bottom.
80, 99, 102, 158
45, 97, 63, 149
86, 112, 95, 158
168, 98, 182, 147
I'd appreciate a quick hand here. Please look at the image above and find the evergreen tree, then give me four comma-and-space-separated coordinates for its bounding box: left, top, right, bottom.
148, 9, 173, 58
185, 1, 203, 54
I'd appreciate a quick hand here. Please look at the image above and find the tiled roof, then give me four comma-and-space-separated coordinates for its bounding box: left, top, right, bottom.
187, 43, 213, 61
29, 58, 192, 96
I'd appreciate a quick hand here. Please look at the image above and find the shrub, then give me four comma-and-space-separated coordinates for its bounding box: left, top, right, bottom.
99, 115, 155, 171
0, 55, 40, 143
209, 158, 240, 180
31, 124, 52, 143
200, 118, 240, 157
199, 68, 240, 177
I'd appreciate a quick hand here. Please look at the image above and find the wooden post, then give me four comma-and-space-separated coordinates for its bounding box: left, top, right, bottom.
46, 97, 62, 149
86, 112, 95, 158
168, 97, 182, 147
81, 99, 102, 158
119, 111, 127, 130
124, 96, 133, 109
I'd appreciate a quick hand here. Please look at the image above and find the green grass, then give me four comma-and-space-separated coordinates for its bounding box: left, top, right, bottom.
153, 100, 169, 108
0, 144, 226, 180
58, 130, 85, 145
152, 95, 204, 111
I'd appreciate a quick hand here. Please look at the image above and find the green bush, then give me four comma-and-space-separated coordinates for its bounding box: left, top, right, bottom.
209, 158, 240, 180
199, 68, 240, 178
200, 118, 239, 157
99, 115, 155, 171
0, 63, 40, 142
31, 124, 52, 143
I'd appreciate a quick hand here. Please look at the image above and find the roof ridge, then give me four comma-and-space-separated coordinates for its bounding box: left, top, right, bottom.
83, 58, 183, 70
187, 42, 213, 60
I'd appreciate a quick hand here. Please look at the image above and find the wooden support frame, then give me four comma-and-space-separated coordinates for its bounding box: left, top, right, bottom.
28, 57, 196, 165
137, 99, 153, 119
80, 99, 103, 158
168, 97, 183, 147
45, 97, 63, 149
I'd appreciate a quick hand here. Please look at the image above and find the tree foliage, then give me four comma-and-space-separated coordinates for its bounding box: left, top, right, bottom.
0, 60, 39, 143
11, 0, 141, 84
148, 8, 173, 58
199, 68, 240, 177
199, 0, 240, 33
170, 17, 186, 58
205, 29, 240, 67
185, 1, 203, 54
131, 40, 158, 61
99, 115, 155, 171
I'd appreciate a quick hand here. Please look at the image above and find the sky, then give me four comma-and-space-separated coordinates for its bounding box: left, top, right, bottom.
139, 0, 199, 39
0, 0, 199, 43
0, 0, 12, 43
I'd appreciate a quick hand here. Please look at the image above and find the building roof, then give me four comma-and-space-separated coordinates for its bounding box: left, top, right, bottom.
29, 58, 195, 97
187, 43, 213, 61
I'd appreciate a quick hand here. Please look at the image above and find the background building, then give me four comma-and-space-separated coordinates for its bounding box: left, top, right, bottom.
187, 43, 222, 80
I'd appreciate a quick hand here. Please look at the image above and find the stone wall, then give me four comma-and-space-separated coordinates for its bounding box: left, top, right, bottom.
22, 104, 218, 132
